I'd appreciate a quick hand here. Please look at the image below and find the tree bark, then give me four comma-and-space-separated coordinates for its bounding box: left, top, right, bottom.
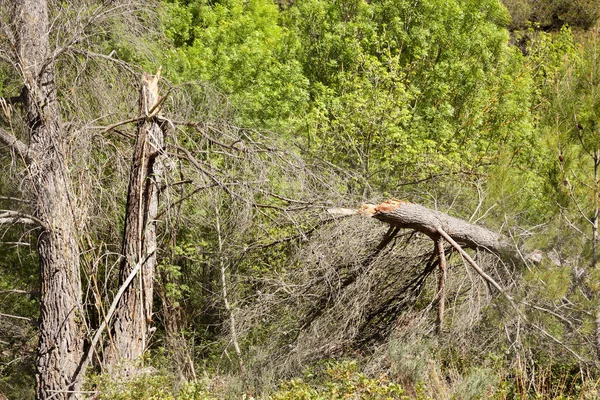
0, 1, 87, 398
360, 199, 514, 258
104, 70, 165, 369
360, 200, 519, 292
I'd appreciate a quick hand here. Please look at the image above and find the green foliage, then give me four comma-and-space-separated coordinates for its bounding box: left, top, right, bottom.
159, 244, 197, 307
287, 0, 534, 192
531, 27, 600, 266
160, 0, 309, 129
388, 340, 433, 386
271, 360, 413, 400
524, 263, 571, 301
0, 202, 38, 399
91, 371, 176, 400
452, 367, 499, 399
89, 368, 221, 400
159, 0, 538, 194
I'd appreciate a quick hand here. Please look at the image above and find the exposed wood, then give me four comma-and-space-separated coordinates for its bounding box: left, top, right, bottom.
360, 199, 515, 259
104, 69, 166, 370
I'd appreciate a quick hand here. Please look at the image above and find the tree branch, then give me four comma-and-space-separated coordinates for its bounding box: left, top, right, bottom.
437, 227, 514, 304
0, 126, 30, 161
0, 289, 37, 295
0, 93, 24, 105
89, 117, 142, 137
0, 210, 44, 227
360, 199, 514, 258
0, 312, 32, 322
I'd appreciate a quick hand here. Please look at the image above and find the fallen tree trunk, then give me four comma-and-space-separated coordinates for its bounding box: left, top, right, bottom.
359, 199, 515, 260
357, 199, 522, 333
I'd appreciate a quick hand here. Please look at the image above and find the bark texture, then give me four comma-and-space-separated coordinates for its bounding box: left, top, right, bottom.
360, 199, 514, 258
360, 199, 519, 331
3, 1, 86, 398
105, 71, 165, 368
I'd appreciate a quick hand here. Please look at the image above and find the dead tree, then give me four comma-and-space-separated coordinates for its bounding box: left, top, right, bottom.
104, 70, 166, 368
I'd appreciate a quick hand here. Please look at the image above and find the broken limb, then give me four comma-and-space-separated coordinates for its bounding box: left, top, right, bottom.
435, 238, 447, 335
361, 199, 521, 320
360, 199, 516, 259
436, 227, 517, 309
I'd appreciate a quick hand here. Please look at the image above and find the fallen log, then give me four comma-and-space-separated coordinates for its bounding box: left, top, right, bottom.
357, 199, 521, 333
358, 199, 515, 259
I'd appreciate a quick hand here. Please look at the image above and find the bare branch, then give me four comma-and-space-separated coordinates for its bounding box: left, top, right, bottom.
0, 126, 30, 161
532, 323, 587, 363
521, 301, 574, 327
0, 196, 30, 203
0, 210, 43, 227
0, 312, 32, 322
215, 198, 245, 373
0, 289, 37, 294
437, 227, 516, 306
560, 209, 592, 240
89, 116, 143, 136
71, 49, 140, 76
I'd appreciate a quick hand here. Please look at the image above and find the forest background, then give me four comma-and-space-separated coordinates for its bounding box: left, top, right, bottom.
2, 0, 600, 398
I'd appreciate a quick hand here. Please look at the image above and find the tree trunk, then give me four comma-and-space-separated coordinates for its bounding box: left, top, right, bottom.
360, 199, 520, 329
35, 172, 84, 399
105, 71, 165, 369
360, 200, 514, 258
0, 1, 87, 398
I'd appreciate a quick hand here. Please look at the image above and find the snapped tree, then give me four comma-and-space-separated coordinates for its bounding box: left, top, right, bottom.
0, 1, 167, 395
359, 199, 520, 333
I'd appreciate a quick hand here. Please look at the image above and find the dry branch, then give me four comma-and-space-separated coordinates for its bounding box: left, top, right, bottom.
0, 126, 30, 161
360, 199, 515, 259
0, 210, 44, 227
